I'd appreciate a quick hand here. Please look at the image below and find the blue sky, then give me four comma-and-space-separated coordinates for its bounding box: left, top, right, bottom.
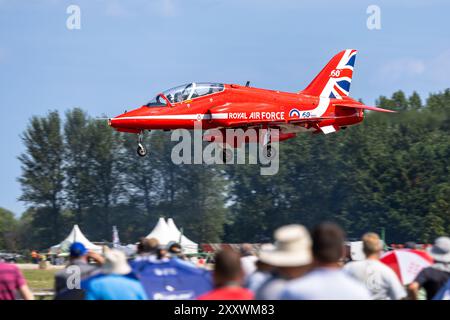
1, 0, 449, 215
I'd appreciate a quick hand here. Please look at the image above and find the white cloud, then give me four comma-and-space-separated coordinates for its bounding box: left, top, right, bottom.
104, 1, 129, 17
427, 49, 450, 84
146, 0, 178, 17
379, 58, 426, 81
377, 49, 450, 87
161, 0, 176, 17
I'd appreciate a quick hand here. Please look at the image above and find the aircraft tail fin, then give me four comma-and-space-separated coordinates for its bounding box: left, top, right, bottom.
302, 49, 357, 99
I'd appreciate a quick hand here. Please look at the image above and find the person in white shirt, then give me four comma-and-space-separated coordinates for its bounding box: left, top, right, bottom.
343, 232, 407, 300
281, 223, 371, 300
240, 243, 258, 277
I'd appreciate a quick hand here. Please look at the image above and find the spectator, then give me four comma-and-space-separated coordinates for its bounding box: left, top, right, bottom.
198, 250, 253, 300
135, 237, 160, 261
245, 244, 275, 292
255, 224, 312, 299
54, 242, 104, 300
408, 236, 450, 300
31, 250, 38, 264
281, 222, 371, 300
404, 241, 418, 249
0, 260, 34, 300
433, 279, 450, 300
240, 243, 258, 277
344, 232, 406, 300
167, 242, 187, 260
83, 248, 147, 300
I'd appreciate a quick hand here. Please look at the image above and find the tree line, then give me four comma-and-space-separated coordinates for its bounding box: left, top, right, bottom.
1, 89, 449, 251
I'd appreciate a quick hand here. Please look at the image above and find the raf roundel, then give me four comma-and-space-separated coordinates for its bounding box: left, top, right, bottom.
289, 108, 301, 118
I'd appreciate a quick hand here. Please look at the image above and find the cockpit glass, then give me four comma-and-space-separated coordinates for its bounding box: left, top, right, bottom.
145, 94, 167, 107
163, 82, 224, 104
145, 83, 224, 107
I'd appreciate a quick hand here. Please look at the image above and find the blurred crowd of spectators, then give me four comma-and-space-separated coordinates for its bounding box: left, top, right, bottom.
1, 222, 449, 300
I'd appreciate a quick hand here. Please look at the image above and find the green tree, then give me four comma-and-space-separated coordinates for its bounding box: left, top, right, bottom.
0, 208, 18, 251
83, 120, 123, 239
64, 108, 96, 225
409, 91, 423, 110
18, 111, 64, 244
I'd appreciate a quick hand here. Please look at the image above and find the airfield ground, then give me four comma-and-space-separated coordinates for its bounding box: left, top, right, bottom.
17, 264, 61, 299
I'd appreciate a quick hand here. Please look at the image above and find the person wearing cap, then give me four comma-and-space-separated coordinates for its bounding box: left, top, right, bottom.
281, 222, 371, 300
54, 242, 104, 299
83, 248, 147, 300
404, 241, 418, 249
408, 236, 450, 300
255, 224, 313, 300
343, 232, 406, 300
198, 250, 253, 300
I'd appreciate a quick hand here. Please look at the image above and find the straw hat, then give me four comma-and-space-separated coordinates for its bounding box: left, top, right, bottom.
102, 248, 132, 275
259, 224, 312, 267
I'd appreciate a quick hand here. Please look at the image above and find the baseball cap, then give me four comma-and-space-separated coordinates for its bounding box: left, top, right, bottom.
70, 242, 88, 258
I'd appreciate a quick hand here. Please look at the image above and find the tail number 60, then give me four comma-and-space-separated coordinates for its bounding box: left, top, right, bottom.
330, 70, 341, 77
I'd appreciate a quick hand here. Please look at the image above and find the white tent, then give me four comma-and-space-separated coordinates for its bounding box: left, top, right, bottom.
50, 225, 102, 254
145, 217, 174, 244
167, 218, 198, 254
145, 217, 198, 254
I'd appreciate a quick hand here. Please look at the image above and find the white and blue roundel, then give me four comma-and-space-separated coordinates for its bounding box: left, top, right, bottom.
289, 108, 301, 118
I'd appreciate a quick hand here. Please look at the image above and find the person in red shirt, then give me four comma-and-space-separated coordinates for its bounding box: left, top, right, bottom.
198, 250, 254, 300
0, 261, 34, 300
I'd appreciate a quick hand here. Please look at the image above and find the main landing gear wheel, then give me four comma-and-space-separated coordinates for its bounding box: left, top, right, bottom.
136, 131, 148, 157
263, 144, 276, 160
137, 143, 147, 157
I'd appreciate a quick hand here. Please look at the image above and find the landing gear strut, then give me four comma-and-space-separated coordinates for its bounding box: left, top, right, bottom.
263, 144, 273, 158
222, 147, 233, 163
262, 128, 276, 160
137, 131, 147, 157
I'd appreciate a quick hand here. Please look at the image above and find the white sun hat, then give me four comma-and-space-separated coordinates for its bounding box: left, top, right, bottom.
428, 236, 450, 263
102, 247, 132, 275
259, 224, 312, 267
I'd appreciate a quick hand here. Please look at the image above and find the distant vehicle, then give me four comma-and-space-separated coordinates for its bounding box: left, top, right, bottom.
109, 49, 395, 158
0, 251, 22, 263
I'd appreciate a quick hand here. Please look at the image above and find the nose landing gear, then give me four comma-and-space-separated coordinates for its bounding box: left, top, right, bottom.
137, 131, 148, 157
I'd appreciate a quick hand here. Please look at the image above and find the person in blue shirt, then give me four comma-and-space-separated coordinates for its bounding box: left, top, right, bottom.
83, 248, 147, 300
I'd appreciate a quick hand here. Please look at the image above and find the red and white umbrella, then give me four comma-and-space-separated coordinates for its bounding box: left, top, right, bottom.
381, 249, 434, 285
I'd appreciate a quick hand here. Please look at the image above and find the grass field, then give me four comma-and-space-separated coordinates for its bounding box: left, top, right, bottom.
21, 269, 57, 291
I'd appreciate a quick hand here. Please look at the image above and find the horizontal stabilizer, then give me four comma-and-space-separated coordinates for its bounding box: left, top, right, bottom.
334, 103, 396, 113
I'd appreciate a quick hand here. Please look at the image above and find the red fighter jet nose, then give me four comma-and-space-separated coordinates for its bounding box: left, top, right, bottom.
108, 114, 141, 133
109, 116, 120, 129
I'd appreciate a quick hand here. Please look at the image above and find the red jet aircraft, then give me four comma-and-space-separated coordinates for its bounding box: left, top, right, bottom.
109, 49, 394, 157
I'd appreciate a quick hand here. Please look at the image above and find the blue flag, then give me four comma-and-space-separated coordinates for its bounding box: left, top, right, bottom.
130, 258, 212, 300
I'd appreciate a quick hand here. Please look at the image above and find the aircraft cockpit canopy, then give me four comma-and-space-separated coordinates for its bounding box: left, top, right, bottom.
146, 82, 224, 107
